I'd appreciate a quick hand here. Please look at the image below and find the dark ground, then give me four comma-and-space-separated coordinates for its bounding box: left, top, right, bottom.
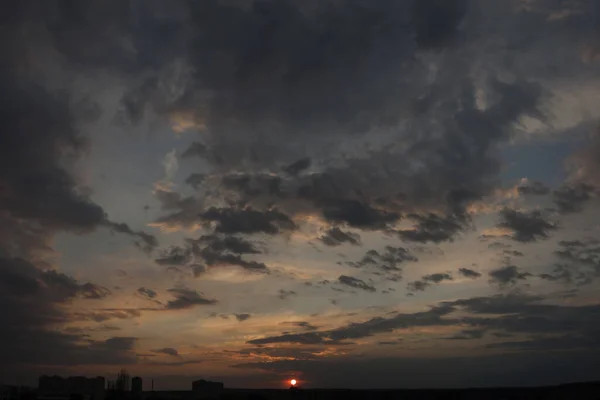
144, 382, 600, 400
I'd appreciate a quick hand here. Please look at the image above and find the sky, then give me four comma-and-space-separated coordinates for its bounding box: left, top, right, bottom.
2, 0, 600, 391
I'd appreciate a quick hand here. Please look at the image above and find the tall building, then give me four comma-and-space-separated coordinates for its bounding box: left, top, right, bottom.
115, 370, 130, 393
131, 377, 142, 395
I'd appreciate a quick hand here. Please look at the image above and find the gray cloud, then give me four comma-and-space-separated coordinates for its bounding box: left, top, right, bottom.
458, 268, 482, 279
488, 265, 532, 288
539, 239, 600, 286
106, 221, 159, 254
443, 329, 486, 340
152, 347, 179, 357
200, 207, 296, 235
407, 272, 453, 292
338, 275, 376, 292
280, 321, 319, 331
397, 212, 469, 244
73, 309, 142, 323
156, 234, 268, 274
346, 246, 417, 274
235, 313, 252, 322
553, 183, 595, 214
318, 228, 361, 247
516, 180, 550, 196
137, 287, 158, 299
498, 208, 558, 243
278, 290, 297, 300
165, 288, 218, 309
247, 304, 454, 345
132, 0, 558, 246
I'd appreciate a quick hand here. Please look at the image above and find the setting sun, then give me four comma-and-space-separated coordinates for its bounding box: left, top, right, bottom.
290, 379, 297, 386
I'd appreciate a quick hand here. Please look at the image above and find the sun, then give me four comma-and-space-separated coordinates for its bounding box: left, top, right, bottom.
290, 379, 297, 386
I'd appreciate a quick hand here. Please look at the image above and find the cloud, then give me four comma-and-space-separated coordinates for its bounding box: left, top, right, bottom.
248, 304, 455, 345
278, 290, 297, 300
396, 213, 469, 243
318, 228, 361, 247
191, 234, 262, 255
338, 275, 376, 292
516, 179, 550, 196
498, 208, 558, 242
165, 288, 218, 309
539, 239, 600, 286
235, 313, 252, 322
407, 272, 453, 292
0, 257, 137, 369
320, 200, 401, 230
280, 321, 319, 331
126, 0, 552, 247
488, 265, 532, 288
553, 183, 595, 214
283, 158, 312, 176
106, 221, 159, 254
73, 309, 142, 323
458, 268, 482, 279
152, 347, 179, 357
200, 207, 296, 235
156, 234, 268, 274
346, 246, 417, 273
443, 329, 486, 340
137, 287, 158, 299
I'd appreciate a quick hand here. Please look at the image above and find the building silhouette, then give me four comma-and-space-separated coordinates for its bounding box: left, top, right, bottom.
38, 375, 105, 400
131, 377, 142, 399
115, 370, 130, 393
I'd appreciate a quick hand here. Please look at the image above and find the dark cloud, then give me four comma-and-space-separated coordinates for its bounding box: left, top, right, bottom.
503, 250, 524, 257
235, 313, 252, 322
185, 173, 207, 190
152, 347, 179, 357
318, 228, 361, 247
338, 275, 376, 292
346, 246, 417, 274
137, 287, 158, 299
397, 212, 468, 243
156, 234, 268, 274
200, 207, 296, 235
190, 234, 262, 255
73, 309, 141, 323
112, 0, 560, 257
80, 283, 112, 299
539, 239, 600, 286
498, 208, 558, 243
443, 329, 485, 340
553, 183, 595, 214
106, 221, 159, 253
165, 288, 218, 309
378, 339, 403, 346
488, 265, 532, 288
278, 290, 297, 300
0, 257, 110, 303
458, 268, 482, 279
320, 200, 401, 230
283, 158, 311, 176
407, 272, 453, 292
280, 321, 319, 331
248, 305, 455, 345
516, 180, 550, 196
0, 257, 137, 370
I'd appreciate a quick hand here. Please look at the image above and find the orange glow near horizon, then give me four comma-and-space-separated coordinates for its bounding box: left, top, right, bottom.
290, 379, 297, 386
